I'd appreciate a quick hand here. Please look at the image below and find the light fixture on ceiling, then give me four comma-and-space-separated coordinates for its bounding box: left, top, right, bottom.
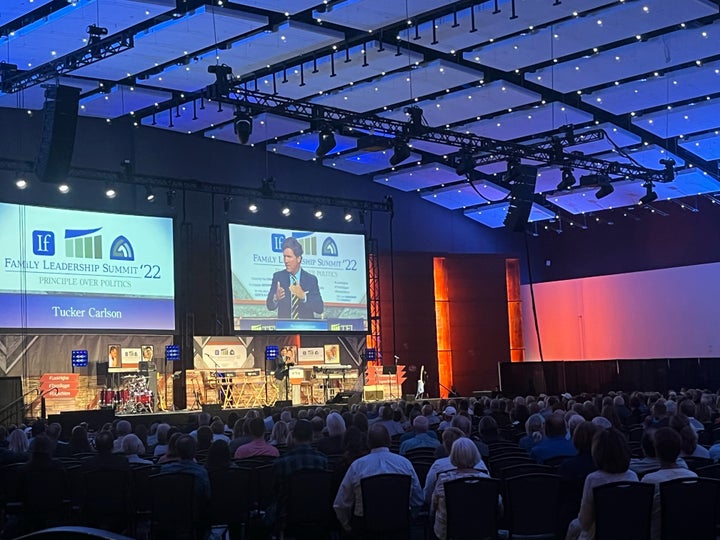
404, 106, 425, 136
248, 201, 259, 214
389, 138, 412, 166
455, 151, 477, 177
58, 183, 70, 194
343, 209, 353, 222
313, 206, 324, 220
639, 181, 658, 204
105, 184, 117, 199
145, 185, 156, 202
281, 204, 291, 217
233, 110, 253, 144
595, 175, 614, 199
556, 167, 577, 190
315, 126, 337, 158
86, 24, 108, 45
15, 177, 28, 190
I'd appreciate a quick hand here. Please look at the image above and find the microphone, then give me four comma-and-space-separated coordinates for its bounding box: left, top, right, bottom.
394, 355, 399, 360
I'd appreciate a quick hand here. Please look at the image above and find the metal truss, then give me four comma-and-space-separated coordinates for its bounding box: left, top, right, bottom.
0, 32, 134, 94
213, 84, 673, 184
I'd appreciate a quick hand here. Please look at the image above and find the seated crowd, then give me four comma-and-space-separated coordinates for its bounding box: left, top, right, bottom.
1, 388, 720, 539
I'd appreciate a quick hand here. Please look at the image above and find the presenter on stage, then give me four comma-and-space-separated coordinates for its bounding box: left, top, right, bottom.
266, 237, 324, 319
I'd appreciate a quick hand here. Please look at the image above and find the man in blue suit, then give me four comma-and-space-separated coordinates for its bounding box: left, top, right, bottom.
266, 236, 324, 319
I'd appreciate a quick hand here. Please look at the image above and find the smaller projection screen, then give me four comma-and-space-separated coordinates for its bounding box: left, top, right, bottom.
0, 202, 175, 331
228, 224, 368, 333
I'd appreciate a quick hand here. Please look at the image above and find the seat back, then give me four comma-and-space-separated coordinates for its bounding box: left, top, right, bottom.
284, 468, 335, 539
660, 477, 720, 540
500, 463, 554, 480
505, 473, 561, 537
594, 481, 654, 540
360, 473, 412, 536
444, 477, 499, 540
80, 469, 132, 532
209, 467, 253, 526
149, 472, 197, 539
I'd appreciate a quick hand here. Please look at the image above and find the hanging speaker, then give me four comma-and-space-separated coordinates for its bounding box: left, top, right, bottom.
503, 164, 539, 232
35, 85, 81, 183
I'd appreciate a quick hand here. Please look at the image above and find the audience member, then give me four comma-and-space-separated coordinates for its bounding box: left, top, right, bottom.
558, 421, 598, 480
317, 412, 346, 456
205, 439, 234, 471
234, 417, 279, 459
399, 415, 440, 455
530, 414, 576, 464
83, 431, 129, 472
68, 425, 91, 455
519, 413, 545, 451
122, 434, 152, 465
424, 427, 485, 505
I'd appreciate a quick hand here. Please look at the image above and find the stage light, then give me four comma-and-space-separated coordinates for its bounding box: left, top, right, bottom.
404, 106, 425, 136
556, 167, 576, 190
71, 349, 89, 368
165, 344, 181, 361
15, 178, 28, 190
595, 176, 614, 199
455, 152, 476, 177
315, 127, 337, 157
343, 209, 353, 222
265, 345, 279, 361
233, 111, 253, 144
640, 182, 658, 204
313, 206, 324, 220
86, 24, 108, 45
145, 185, 155, 202
58, 183, 70, 194
281, 204, 291, 216
389, 139, 411, 166
105, 184, 117, 199
248, 201, 259, 213
365, 348, 377, 361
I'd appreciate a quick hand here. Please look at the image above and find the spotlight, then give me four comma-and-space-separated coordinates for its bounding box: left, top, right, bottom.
248, 201, 259, 213
105, 185, 117, 199
58, 183, 70, 194
15, 178, 28, 190
86, 24, 108, 45
343, 209, 353, 222
455, 152, 476, 177
313, 206, 324, 220
595, 176, 614, 199
639, 182, 658, 204
404, 106, 425, 136
145, 185, 156, 202
233, 111, 253, 144
315, 127, 337, 158
281, 204, 291, 217
389, 139, 412, 166
556, 167, 577, 190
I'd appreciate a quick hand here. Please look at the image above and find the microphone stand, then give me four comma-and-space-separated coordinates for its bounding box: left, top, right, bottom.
205, 353, 226, 407
438, 382, 459, 398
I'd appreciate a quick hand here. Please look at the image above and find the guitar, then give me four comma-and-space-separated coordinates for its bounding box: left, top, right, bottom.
416, 365, 425, 399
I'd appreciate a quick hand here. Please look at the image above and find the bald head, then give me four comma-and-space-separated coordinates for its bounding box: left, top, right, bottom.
413, 415, 429, 433
368, 423, 390, 449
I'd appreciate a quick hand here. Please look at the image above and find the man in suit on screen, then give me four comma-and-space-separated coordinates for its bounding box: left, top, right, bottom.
266, 236, 324, 319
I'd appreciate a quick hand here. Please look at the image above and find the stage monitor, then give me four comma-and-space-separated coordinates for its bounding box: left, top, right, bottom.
0, 202, 175, 331
228, 223, 369, 333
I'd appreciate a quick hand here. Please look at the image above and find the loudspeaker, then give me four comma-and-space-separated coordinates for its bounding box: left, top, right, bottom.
504, 164, 538, 232
52, 408, 115, 438
35, 85, 81, 183
96, 361, 108, 387
202, 404, 223, 417
274, 400, 292, 409
328, 391, 362, 405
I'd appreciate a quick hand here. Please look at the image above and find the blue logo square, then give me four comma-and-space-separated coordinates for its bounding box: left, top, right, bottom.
32, 230, 55, 256
271, 234, 286, 253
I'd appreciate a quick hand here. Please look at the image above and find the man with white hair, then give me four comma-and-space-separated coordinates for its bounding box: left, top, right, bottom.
399, 416, 440, 455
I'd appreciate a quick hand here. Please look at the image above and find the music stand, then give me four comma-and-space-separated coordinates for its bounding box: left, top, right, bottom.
382, 365, 397, 399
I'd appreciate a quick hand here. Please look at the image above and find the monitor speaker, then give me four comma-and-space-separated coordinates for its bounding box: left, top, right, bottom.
328, 391, 362, 405
35, 85, 81, 183
504, 164, 538, 232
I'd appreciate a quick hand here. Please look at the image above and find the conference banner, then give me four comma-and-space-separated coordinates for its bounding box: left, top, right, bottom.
228, 224, 369, 333
0, 203, 175, 330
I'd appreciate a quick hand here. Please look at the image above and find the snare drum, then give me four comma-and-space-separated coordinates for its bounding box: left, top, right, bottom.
137, 391, 152, 405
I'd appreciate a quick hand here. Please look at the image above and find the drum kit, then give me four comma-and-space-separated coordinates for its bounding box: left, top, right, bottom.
99, 374, 154, 414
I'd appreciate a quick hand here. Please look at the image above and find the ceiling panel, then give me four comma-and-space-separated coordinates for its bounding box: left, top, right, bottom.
582, 60, 720, 115
205, 112, 310, 145
0, 76, 99, 109
596, 145, 686, 169
422, 181, 510, 210
309, 60, 482, 113
71, 6, 268, 83
323, 149, 421, 176
373, 163, 460, 192
312, 0, 457, 32
267, 133, 358, 161
526, 22, 720, 94
467, 0, 717, 72
79, 85, 171, 118
379, 80, 540, 128
139, 97, 235, 133
228, 0, 322, 15
464, 202, 556, 228
1, 0, 175, 70
455, 102, 593, 142
632, 97, 720, 138
0, 0, 55, 27
679, 130, 720, 161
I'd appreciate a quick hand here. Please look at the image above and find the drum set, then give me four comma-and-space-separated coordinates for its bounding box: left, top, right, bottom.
99, 374, 154, 414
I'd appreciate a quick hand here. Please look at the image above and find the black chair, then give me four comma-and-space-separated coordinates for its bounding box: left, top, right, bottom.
252, 463, 276, 512
209, 467, 253, 540
282, 469, 335, 540
500, 463, 554, 480
443, 476, 500, 540
542, 455, 571, 468
79, 469, 133, 534
695, 463, 720, 480
14, 525, 136, 539
149, 472, 199, 540
360, 473, 412, 539
488, 456, 534, 478
411, 459, 433, 487
404, 447, 438, 462
15, 467, 71, 534
660, 477, 720, 540
681, 456, 714, 471
504, 473, 561, 539
594, 481, 654, 540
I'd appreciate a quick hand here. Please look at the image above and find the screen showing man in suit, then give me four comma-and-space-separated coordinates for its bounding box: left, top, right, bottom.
266, 237, 324, 319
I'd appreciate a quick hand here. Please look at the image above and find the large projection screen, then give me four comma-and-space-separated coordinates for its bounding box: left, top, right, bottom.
0, 202, 175, 331
228, 224, 369, 333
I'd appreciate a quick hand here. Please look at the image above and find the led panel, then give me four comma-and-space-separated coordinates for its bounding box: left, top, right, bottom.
379, 81, 540, 128
72, 6, 268, 81
140, 98, 235, 133
228, 0, 322, 15
0, 0, 175, 71
373, 163, 461, 192
582, 60, 720, 115
309, 60, 482, 113
526, 23, 720, 94
205, 113, 310, 145
466, 0, 717, 72
0, 0, 55, 27
267, 133, 357, 161
313, 0, 457, 32
262, 41, 423, 101
679, 131, 720, 161
323, 150, 421, 176
632, 98, 720, 139
455, 102, 593, 142
78, 85, 170, 118
464, 202, 556, 228
422, 181, 510, 210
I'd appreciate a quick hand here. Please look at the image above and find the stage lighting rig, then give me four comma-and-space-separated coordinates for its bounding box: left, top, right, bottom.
315, 125, 337, 158
389, 139, 412, 166
455, 151, 477, 177
659, 158, 676, 181
556, 167, 577, 190
87, 25, 108, 45
404, 106, 425, 137
640, 182, 658, 204
233, 109, 253, 144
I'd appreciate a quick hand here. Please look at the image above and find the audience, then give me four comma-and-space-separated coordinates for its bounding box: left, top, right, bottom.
234, 417, 279, 459
399, 415, 440, 455
529, 414, 576, 464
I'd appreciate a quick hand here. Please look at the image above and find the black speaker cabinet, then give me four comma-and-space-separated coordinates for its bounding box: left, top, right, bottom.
328, 391, 362, 405
504, 164, 539, 232
35, 85, 81, 183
